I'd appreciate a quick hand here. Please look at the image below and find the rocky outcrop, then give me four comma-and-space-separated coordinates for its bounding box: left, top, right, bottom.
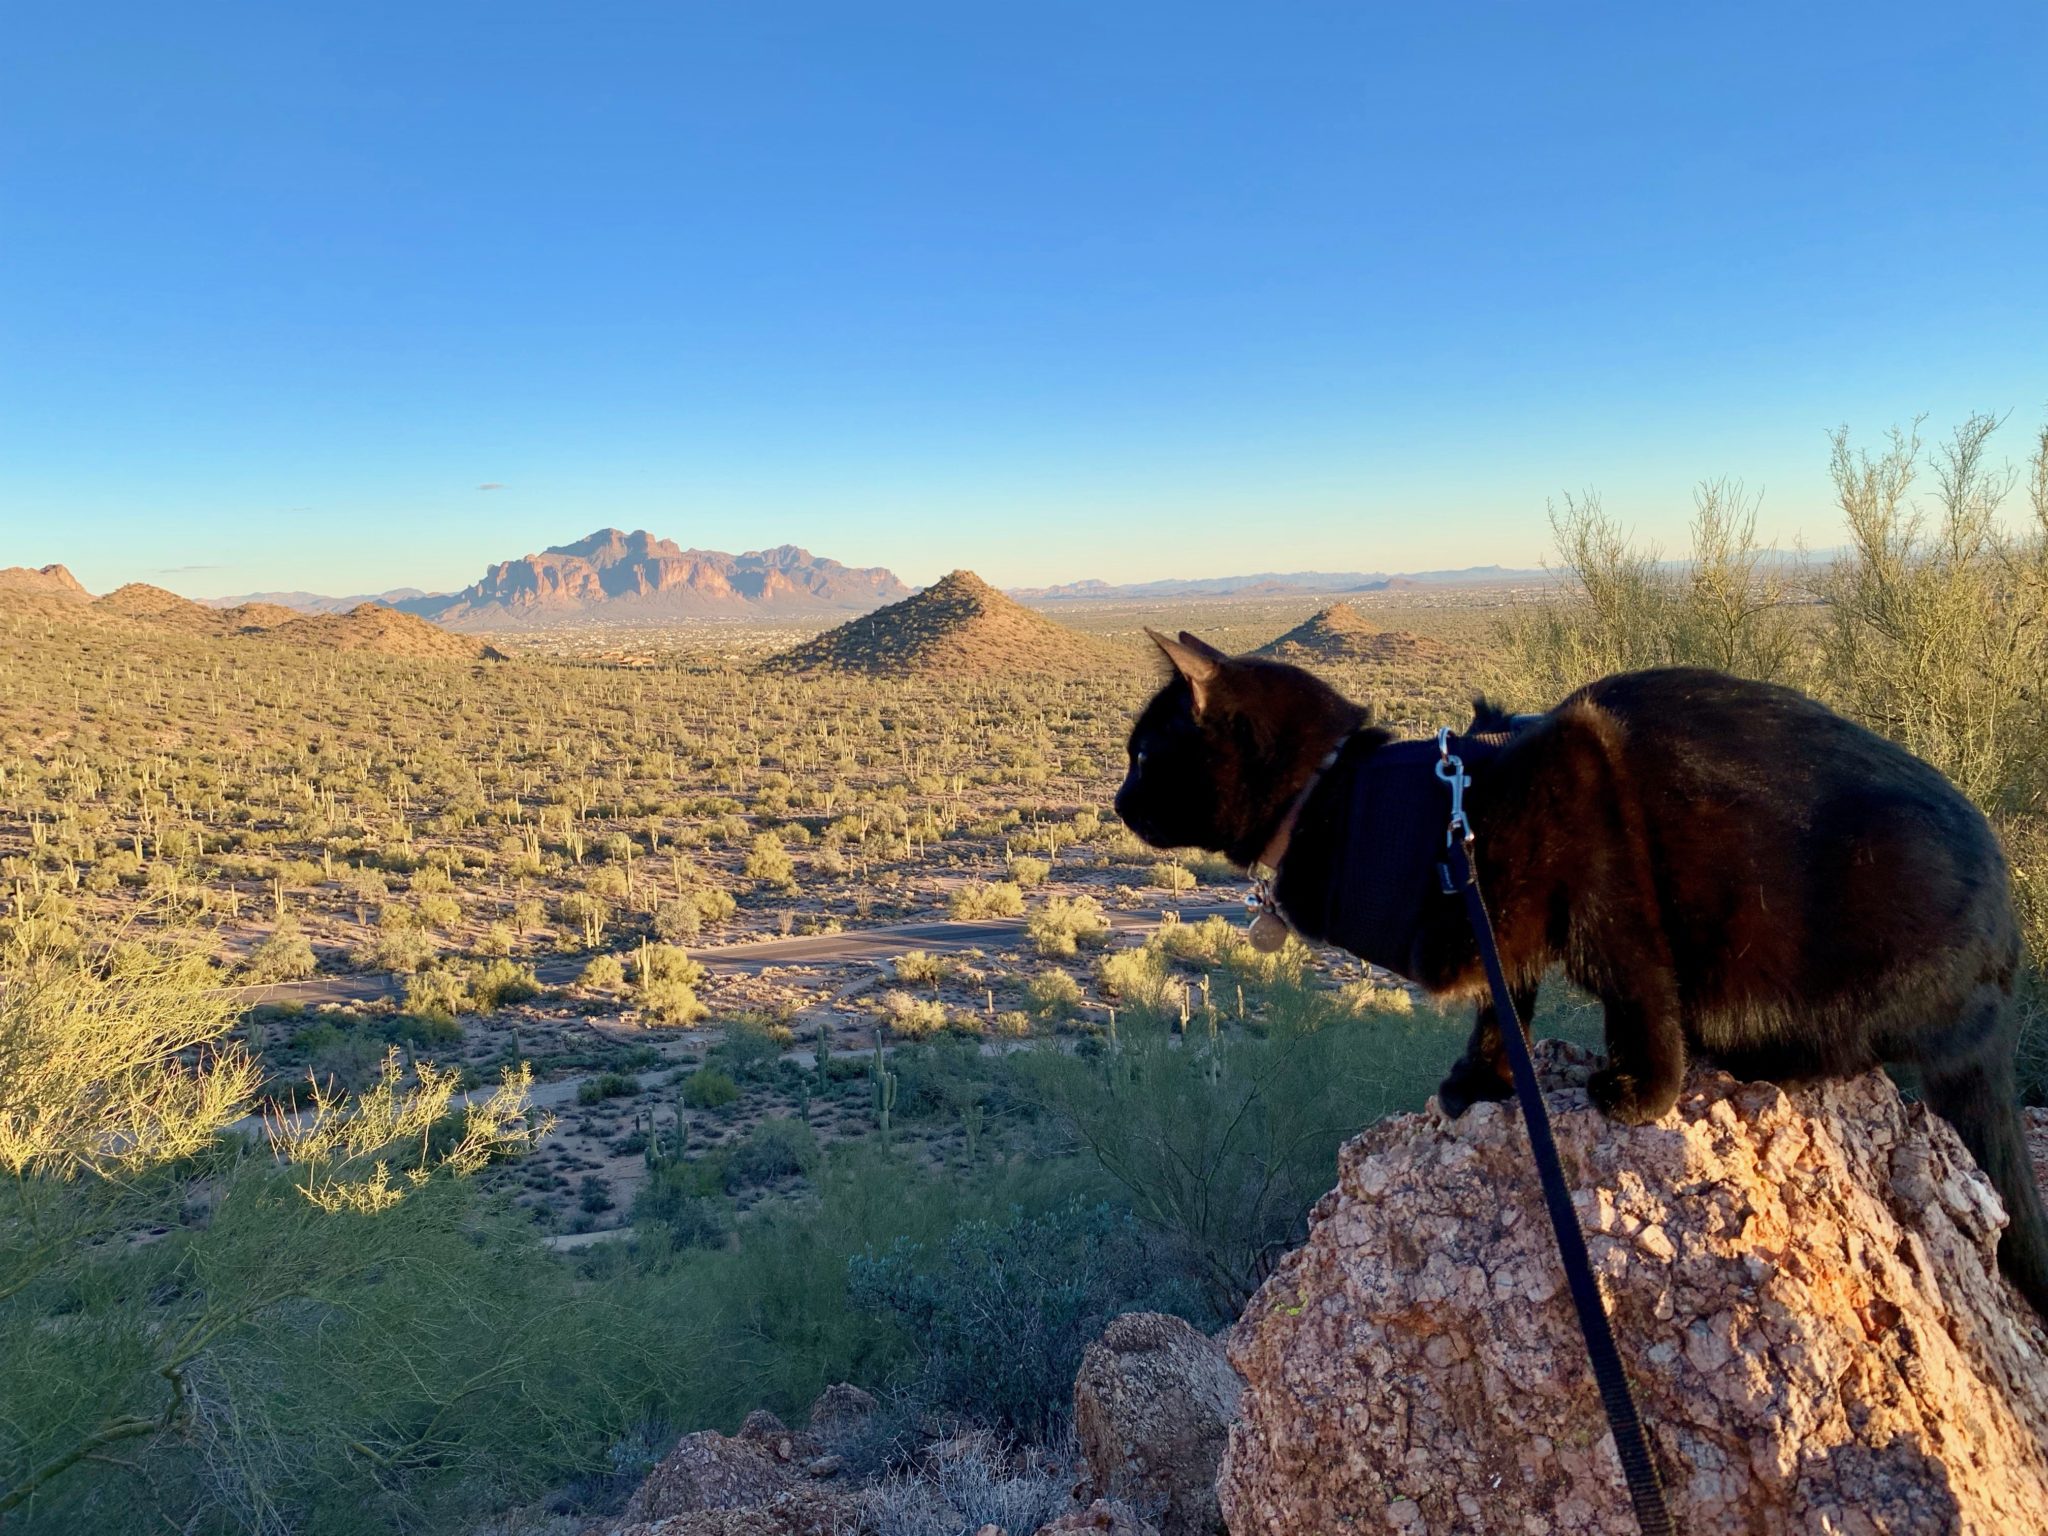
1220, 1041, 2048, 1535
615, 1430, 803, 1527
409, 529, 907, 628
1073, 1314, 1240, 1536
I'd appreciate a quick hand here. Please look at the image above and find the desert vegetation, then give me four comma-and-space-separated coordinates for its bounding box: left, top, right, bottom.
4, 409, 2045, 1531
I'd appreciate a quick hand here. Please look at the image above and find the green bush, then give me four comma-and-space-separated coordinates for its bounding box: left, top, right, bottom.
724, 1117, 820, 1190
581, 953, 627, 991
1148, 860, 1198, 893
577, 1071, 640, 1105
949, 880, 1026, 919
470, 957, 541, 1010
894, 949, 953, 986
1027, 895, 1111, 957
848, 1199, 1204, 1438
1026, 968, 1082, 1020
881, 991, 950, 1039
682, 1067, 740, 1110
1023, 983, 1470, 1312
243, 922, 316, 982
1008, 855, 1052, 888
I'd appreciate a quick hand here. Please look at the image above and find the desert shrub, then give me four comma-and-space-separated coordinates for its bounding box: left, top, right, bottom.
1007, 856, 1051, 888
746, 833, 797, 890
949, 881, 1025, 920
709, 1015, 787, 1081
1338, 977, 1415, 1015
848, 1199, 1203, 1438
0, 948, 578, 1530
1095, 947, 1174, 1012
416, 892, 463, 929
352, 925, 437, 975
470, 957, 541, 1010
693, 887, 738, 926
1148, 860, 1197, 893
724, 1117, 820, 1190
1023, 983, 1470, 1312
577, 1071, 640, 1105
894, 950, 952, 986
1813, 412, 2048, 815
993, 1010, 1034, 1038
1025, 968, 1082, 1020
632, 946, 707, 1024
243, 921, 316, 982
1027, 895, 1111, 957
881, 991, 950, 1039
558, 890, 609, 945
682, 1067, 740, 1110
582, 953, 628, 992
652, 898, 702, 943
632, 1165, 735, 1251
864, 1429, 1074, 1536
1499, 479, 1804, 704
405, 966, 472, 1021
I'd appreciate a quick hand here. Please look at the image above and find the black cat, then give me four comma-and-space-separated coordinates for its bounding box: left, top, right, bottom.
1115, 630, 2048, 1314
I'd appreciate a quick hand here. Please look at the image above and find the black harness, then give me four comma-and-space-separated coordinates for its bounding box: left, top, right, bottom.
1269, 727, 1514, 978
1266, 724, 1675, 1536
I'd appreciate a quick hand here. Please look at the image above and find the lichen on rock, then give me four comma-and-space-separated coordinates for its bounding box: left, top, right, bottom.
1219, 1040, 2048, 1534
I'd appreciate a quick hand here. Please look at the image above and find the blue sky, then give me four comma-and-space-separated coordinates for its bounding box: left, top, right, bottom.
3, 2, 2044, 596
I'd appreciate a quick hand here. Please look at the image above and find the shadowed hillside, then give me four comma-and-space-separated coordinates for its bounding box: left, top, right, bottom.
763, 569, 1127, 678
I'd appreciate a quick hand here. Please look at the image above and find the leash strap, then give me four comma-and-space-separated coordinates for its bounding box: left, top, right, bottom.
1438, 742, 1674, 1536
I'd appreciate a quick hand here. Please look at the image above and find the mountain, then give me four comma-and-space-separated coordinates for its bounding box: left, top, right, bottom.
0, 562, 89, 596
763, 570, 1124, 678
263, 605, 511, 661
396, 529, 909, 630
1253, 601, 1447, 665
1011, 565, 1546, 600
0, 570, 503, 660
202, 588, 429, 614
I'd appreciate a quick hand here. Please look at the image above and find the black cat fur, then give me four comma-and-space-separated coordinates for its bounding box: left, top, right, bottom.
1115, 630, 2048, 1315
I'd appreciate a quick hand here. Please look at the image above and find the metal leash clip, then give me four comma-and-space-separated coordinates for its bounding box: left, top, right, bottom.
1434, 727, 1473, 848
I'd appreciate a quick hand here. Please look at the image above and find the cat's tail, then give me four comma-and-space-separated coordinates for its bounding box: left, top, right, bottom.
1922, 1056, 2048, 1319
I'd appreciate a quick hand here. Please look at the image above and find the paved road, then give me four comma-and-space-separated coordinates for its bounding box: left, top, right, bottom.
222, 898, 1246, 1009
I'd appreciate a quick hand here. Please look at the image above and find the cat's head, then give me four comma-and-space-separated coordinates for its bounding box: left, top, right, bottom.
1114, 630, 1376, 867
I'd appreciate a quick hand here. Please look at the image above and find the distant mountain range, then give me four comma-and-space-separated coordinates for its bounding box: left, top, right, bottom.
1007, 565, 1547, 600
210, 530, 911, 631
182, 535, 1550, 630
203, 587, 429, 613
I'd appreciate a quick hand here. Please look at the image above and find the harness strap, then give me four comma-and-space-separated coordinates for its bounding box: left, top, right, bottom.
1444, 831, 1675, 1536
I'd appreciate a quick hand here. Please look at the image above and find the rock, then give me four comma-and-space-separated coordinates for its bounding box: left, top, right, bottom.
805, 1383, 879, 1441
617, 1431, 796, 1526
737, 1408, 820, 1467
1031, 1500, 1161, 1536
1220, 1040, 2048, 1535
1072, 1313, 1240, 1536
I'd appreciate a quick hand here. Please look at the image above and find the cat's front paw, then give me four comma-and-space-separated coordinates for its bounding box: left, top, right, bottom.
1436, 1058, 1513, 1118
1588, 1065, 1679, 1125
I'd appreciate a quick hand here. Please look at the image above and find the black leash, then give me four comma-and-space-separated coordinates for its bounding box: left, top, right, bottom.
1434, 733, 1675, 1536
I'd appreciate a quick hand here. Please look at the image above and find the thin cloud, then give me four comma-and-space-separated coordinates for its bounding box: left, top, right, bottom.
477, 482, 505, 491
156, 563, 227, 574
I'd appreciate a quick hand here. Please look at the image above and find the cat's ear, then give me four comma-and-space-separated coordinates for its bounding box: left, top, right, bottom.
1147, 628, 1224, 712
